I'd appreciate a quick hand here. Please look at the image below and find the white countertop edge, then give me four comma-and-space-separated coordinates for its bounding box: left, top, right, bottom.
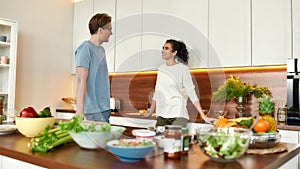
110, 116, 211, 134
110, 116, 156, 128
55, 112, 212, 133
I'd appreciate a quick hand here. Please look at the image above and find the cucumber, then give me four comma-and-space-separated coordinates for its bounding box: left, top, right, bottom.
38, 107, 52, 117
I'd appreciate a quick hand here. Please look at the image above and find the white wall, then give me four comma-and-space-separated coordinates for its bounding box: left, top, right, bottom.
0, 0, 74, 112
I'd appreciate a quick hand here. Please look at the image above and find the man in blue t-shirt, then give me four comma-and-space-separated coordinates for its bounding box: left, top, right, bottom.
75, 13, 113, 123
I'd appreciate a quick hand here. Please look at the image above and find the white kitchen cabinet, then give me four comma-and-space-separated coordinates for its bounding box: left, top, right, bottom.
208, 0, 251, 67
114, 0, 142, 72
0, 18, 17, 110
72, 0, 116, 73
72, 0, 94, 74
279, 129, 299, 144
292, 0, 300, 58
94, 0, 116, 72
72, 0, 296, 72
142, 0, 209, 69
278, 129, 299, 169
0, 155, 46, 169
252, 0, 291, 65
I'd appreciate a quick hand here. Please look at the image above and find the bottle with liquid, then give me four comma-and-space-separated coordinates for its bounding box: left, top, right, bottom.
164, 125, 182, 159
181, 128, 189, 155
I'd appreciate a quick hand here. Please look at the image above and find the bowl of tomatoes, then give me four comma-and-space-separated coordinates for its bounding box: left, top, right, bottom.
106, 139, 156, 162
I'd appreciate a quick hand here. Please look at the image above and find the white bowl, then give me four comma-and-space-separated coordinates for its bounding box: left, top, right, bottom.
69, 131, 98, 149
154, 135, 164, 148
132, 129, 156, 141
15, 116, 55, 137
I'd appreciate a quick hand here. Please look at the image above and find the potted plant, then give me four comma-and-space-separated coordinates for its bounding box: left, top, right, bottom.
212, 75, 270, 117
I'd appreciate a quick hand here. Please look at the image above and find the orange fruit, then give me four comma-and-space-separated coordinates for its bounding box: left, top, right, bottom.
215, 117, 228, 127
253, 118, 270, 133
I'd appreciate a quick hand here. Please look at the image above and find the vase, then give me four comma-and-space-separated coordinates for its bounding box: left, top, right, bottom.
235, 96, 249, 118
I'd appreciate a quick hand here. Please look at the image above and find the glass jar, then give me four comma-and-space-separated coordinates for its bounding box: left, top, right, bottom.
277, 107, 287, 124
0, 97, 3, 115
181, 128, 189, 155
0, 97, 3, 124
164, 125, 182, 159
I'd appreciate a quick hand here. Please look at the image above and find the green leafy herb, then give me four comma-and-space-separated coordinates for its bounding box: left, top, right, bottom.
237, 117, 254, 128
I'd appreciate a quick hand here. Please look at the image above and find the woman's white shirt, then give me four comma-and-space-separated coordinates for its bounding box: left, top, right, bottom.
153, 63, 199, 119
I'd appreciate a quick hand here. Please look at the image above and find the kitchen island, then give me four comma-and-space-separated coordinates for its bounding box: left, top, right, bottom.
0, 132, 300, 169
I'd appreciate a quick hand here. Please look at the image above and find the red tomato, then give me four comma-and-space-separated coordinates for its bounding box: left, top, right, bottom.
19, 106, 39, 118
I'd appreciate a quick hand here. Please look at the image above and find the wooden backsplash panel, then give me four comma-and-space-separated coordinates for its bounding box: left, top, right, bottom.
109, 65, 287, 122
110, 72, 157, 112
193, 66, 287, 120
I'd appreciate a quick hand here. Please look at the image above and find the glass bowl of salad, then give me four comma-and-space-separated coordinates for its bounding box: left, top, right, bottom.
106, 139, 156, 162
196, 125, 251, 162
69, 124, 125, 149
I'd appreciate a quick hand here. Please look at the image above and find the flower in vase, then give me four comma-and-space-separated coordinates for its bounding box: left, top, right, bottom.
212, 75, 270, 102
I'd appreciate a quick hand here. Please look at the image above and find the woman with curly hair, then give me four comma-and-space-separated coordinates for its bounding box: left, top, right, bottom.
144, 39, 210, 127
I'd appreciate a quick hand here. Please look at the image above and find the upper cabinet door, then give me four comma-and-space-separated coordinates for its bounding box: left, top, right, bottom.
142, 0, 209, 70
72, 0, 94, 73
293, 0, 300, 58
208, 0, 251, 67
252, 0, 291, 65
94, 0, 116, 72
114, 0, 142, 72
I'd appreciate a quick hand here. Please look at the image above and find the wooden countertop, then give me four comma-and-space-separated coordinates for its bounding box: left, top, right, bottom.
1, 131, 300, 169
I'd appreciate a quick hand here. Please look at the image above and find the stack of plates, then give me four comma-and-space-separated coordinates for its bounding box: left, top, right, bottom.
0, 124, 17, 135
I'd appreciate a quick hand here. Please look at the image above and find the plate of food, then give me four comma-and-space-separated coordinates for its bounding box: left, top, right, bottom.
0, 124, 17, 135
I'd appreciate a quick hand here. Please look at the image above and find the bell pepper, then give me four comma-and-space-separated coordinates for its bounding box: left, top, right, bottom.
19, 106, 39, 118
